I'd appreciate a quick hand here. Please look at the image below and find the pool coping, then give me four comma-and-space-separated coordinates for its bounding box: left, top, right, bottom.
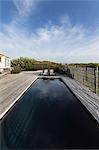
38, 76, 61, 79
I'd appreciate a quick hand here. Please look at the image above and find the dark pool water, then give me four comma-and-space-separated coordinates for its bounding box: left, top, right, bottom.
0, 79, 99, 149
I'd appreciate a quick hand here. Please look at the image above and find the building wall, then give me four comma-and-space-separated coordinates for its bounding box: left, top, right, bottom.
0, 55, 10, 73
0, 56, 5, 68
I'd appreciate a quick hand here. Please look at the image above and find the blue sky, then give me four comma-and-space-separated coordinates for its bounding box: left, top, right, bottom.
0, 0, 99, 63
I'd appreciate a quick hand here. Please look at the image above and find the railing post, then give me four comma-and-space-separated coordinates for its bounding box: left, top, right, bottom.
94, 67, 96, 93
96, 66, 99, 96
85, 66, 87, 87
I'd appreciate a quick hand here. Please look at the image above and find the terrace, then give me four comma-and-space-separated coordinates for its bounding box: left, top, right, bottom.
0, 71, 99, 149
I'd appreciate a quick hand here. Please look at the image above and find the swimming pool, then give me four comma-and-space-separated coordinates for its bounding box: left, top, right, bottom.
0, 79, 99, 149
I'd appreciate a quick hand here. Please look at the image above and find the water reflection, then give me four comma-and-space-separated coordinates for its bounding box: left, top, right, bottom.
1, 79, 99, 149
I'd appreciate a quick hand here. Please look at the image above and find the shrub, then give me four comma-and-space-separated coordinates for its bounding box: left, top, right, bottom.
11, 66, 21, 74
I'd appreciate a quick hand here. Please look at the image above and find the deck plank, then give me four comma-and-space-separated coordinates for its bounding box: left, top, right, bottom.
62, 76, 99, 123
0, 72, 38, 119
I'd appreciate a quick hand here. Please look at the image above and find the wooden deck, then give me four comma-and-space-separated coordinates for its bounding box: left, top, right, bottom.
0, 73, 99, 123
62, 76, 99, 123
0, 72, 38, 119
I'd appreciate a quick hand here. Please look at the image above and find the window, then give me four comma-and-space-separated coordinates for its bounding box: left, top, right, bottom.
5, 57, 9, 67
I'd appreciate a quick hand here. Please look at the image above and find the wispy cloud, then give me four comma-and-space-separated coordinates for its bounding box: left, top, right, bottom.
13, 0, 37, 17
0, 17, 99, 63
0, 0, 99, 63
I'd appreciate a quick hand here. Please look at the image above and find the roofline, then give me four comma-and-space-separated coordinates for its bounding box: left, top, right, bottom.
0, 52, 10, 58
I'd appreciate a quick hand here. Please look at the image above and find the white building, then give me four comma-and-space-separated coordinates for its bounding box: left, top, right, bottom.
0, 53, 11, 73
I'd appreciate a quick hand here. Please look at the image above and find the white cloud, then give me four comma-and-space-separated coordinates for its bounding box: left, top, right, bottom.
59, 14, 71, 27
0, 1, 99, 64
13, 0, 37, 17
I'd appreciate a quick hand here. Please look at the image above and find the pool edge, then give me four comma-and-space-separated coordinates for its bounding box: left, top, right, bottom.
0, 76, 38, 120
